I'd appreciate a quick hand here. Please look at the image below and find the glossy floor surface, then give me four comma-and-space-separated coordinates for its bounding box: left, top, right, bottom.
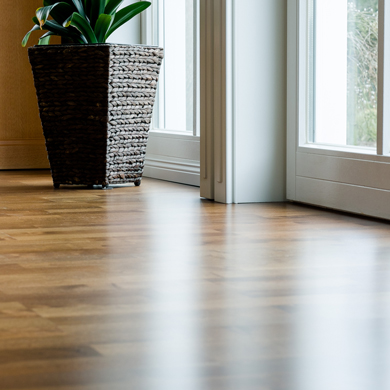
0, 171, 389, 390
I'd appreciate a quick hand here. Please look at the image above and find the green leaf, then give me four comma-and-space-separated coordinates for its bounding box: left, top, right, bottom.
38, 36, 51, 45
104, 0, 124, 15
40, 31, 56, 39
32, 16, 41, 26
36, 2, 74, 29
90, 0, 106, 28
106, 1, 150, 38
71, 0, 87, 19
84, 0, 92, 16
64, 12, 98, 43
22, 24, 41, 47
38, 32, 55, 45
33, 16, 85, 43
36, 17, 70, 36
43, 0, 76, 24
94, 13, 113, 43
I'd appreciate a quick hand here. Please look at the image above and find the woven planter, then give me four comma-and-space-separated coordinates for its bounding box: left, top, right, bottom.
28, 43, 164, 188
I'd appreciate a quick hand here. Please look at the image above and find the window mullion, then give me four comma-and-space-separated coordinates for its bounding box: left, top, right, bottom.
377, 0, 390, 155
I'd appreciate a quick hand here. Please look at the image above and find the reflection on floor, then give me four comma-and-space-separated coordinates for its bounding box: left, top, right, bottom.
0, 170, 389, 390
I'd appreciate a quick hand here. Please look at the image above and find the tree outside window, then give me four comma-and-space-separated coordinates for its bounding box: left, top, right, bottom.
347, 0, 378, 147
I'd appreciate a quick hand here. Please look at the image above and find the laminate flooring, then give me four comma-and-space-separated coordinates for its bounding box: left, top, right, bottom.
0, 170, 389, 390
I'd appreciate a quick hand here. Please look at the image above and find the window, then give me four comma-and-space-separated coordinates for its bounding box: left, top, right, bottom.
142, 0, 200, 186
145, 0, 200, 135
287, 0, 390, 219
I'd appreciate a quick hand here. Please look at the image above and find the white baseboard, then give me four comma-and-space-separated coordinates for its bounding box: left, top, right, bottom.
144, 131, 200, 187
144, 155, 200, 186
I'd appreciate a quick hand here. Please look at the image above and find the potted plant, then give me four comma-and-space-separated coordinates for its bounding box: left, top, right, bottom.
23, 0, 163, 189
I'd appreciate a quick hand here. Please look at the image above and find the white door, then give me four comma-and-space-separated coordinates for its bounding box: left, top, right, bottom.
288, 0, 390, 220
142, 0, 200, 186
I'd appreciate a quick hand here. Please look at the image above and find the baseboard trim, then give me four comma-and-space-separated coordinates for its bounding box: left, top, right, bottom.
144, 155, 200, 187
0, 139, 49, 170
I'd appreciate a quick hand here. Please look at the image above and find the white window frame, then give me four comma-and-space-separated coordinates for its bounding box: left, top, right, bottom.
287, 0, 390, 220
141, 0, 200, 186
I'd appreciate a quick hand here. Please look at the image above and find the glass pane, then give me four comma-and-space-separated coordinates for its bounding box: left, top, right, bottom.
309, 0, 378, 148
155, 0, 196, 132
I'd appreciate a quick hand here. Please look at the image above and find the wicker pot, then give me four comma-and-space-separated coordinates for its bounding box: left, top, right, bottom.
28, 43, 164, 188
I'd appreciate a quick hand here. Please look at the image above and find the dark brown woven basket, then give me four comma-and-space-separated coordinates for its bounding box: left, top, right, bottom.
28, 43, 163, 188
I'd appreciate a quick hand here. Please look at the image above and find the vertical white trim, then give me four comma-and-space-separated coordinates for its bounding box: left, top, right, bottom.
298, 0, 308, 148
383, 0, 390, 155
225, 0, 235, 204
232, 0, 237, 204
378, 0, 390, 156
140, 8, 148, 44
200, 0, 229, 202
213, 0, 228, 203
159, 0, 166, 128
378, 0, 385, 155
214, 0, 223, 185
200, 0, 207, 181
193, 0, 200, 137
287, 0, 299, 200
200, 0, 215, 199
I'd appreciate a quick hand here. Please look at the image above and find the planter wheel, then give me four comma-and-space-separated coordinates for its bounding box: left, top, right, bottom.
134, 179, 141, 187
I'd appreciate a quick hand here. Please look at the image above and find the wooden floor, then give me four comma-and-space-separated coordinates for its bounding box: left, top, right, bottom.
0, 171, 389, 390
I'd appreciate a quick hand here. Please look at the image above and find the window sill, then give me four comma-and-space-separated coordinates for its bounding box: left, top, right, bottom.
150, 129, 200, 139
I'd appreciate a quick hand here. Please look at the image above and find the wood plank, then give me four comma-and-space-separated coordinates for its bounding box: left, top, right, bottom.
0, 171, 389, 389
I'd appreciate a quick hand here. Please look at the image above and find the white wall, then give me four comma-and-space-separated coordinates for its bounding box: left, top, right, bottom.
233, 0, 287, 202
106, 0, 141, 44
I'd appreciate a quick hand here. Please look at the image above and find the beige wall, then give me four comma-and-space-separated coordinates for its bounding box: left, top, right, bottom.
0, 1, 58, 169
